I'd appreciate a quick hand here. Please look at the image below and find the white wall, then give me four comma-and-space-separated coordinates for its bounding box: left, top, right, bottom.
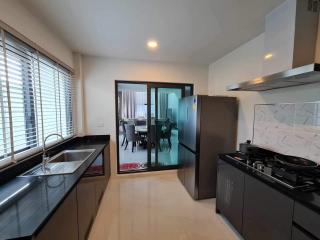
82, 56, 208, 175
0, 0, 73, 68
208, 33, 320, 148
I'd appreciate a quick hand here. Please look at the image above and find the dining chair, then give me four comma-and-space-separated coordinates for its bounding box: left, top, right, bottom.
121, 121, 127, 147
149, 125, 162, 151
125, 124, 144, 152
161, 120, 172, 149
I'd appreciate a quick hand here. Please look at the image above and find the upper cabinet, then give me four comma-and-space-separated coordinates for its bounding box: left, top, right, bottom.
227, 0, 320, 91
262, 0, 296, 76
263, 0, 319, 76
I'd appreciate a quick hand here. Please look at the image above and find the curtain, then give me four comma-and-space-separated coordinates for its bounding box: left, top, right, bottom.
158, 93, 168, 119
121, 91, 147, 119
121, 91, 136, 119
135, 92, 147, 118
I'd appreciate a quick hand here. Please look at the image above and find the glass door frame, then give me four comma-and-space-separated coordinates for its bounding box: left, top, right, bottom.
147, 83, 192, 171
115, 80, 193, 174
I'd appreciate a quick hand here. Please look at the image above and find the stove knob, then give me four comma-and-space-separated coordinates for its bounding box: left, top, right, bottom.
258, 164, 264, 172
253, 161, 263, 169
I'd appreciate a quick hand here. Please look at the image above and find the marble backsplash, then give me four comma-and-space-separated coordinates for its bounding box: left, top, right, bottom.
253, 102, 320, 163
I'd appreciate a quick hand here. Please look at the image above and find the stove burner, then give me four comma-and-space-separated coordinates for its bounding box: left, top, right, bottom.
274, 155, 318, 170
226, 151, 320, 192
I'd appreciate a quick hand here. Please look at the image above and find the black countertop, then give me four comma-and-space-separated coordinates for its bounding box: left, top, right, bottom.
219, 154, 320, 215
0, 136, 109, 240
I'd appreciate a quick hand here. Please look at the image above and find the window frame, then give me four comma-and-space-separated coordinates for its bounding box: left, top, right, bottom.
0, 28, 75, 168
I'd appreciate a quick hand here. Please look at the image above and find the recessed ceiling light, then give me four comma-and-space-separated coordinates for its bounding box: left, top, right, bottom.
147, 40, 159, 49
264, 53, 273, 60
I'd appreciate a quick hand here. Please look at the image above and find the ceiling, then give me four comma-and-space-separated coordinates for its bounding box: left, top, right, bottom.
21, 0, 285, 65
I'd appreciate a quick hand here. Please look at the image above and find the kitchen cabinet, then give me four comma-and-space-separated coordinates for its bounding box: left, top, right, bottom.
77, 177, 107, 240
34, 144, 110, 240
34, 188, 78, 240
77, 178, 96, 240
95, 178, 106, 209
293, 202, 320, 239
216, 159, 245, 234
77, 158, 108, 240
292, 226, 316, 240
104, 144, 111, 183
242, 174, 294, 240
77, 146, 109, 240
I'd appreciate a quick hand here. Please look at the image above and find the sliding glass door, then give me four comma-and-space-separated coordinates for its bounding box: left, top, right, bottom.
148, 85, 185, 170
117, 83, 148, 172
116, 81, 193, 173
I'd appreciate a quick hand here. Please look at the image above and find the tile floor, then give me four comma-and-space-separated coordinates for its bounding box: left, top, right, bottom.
89, 171, 241, 240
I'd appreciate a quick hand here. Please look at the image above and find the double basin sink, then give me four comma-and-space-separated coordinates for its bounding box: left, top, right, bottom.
21, 149, 95, 177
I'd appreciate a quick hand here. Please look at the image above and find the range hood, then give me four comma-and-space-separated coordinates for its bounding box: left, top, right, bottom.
227, 0, 320, 91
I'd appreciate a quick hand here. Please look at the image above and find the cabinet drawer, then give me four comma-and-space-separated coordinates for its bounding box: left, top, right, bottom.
293, 202, 320, 239
292, 226, 317, 240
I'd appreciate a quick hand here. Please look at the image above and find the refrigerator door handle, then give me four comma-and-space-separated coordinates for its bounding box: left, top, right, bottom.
186, 107, 189, 121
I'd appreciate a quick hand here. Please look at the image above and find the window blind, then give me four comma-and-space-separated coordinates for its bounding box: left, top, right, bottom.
0, 29, 74, 168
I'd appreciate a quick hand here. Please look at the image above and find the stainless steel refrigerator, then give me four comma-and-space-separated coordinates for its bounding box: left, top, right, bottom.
178, 95, 238, 200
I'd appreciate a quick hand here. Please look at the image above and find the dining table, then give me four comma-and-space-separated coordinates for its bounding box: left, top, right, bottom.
135, 125, 148, 134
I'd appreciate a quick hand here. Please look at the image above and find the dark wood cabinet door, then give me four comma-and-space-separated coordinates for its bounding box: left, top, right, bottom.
77, 179, 96, 240
292, 226, 315, 240
216, 159, 245, 234
34, 188, 78, 240
293, 202, 320, 239
243, 174, 294, 240
104, 144, 111, 183
95, 178, 106, 211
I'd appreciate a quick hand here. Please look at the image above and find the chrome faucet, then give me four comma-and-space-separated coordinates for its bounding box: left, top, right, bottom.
42, 133, 64, 172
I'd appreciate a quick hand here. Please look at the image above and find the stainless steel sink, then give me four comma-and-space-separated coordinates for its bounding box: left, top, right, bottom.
49, 149, 96, 163
21, 149, 95, 176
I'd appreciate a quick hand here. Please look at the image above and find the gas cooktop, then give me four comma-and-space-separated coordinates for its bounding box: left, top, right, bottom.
225, 150, 320, 192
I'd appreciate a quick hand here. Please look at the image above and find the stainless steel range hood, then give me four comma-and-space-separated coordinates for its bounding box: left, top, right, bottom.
227, 63, 320, 91
227, 0, 320, 91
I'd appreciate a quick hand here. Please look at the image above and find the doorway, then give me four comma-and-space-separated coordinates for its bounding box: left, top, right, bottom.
115, 81, 193, 173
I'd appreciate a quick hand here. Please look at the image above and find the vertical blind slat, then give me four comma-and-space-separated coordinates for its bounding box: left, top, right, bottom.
0, 29, 74, 167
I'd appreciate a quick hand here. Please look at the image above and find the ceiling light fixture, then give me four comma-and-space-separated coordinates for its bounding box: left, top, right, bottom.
147, 40, 159, 49
264, 53, 273, 60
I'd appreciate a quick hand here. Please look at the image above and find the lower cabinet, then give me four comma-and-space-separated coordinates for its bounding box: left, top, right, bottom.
242, 174, 294, 240
216, 159, 245, 234
77, 176, 107, 240
34, 144, 110, 240
104, 144, 111, 184
77, 178, 96, 240
292, 226, 315, 240
34, 188, 79, 240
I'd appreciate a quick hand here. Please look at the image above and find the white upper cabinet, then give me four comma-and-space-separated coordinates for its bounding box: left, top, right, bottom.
263, 0, 320, 76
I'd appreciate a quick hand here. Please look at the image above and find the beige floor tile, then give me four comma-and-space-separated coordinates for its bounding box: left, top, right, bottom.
89, 172, 241, 240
